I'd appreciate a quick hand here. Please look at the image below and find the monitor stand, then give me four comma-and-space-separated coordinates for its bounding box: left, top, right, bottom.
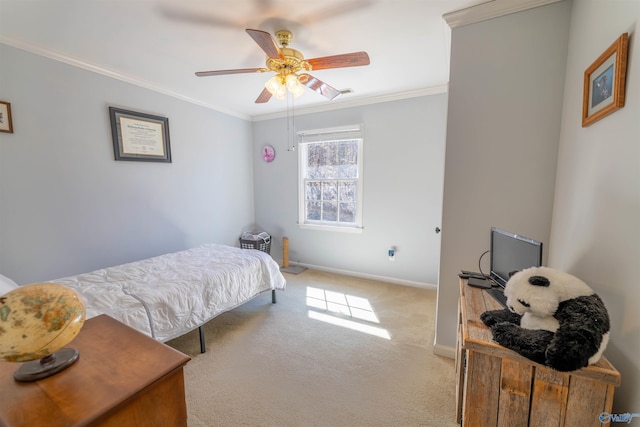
486, 287, 508, 308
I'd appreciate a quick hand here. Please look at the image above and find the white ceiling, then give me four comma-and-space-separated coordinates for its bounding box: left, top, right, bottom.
0, 0, 488, 120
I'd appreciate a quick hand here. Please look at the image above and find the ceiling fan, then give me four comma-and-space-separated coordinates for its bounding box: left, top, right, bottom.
195, 29, 370, 104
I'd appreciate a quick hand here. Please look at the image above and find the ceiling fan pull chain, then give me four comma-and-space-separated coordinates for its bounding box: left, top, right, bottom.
291, 94, 296, 151
287, 93, 295, 152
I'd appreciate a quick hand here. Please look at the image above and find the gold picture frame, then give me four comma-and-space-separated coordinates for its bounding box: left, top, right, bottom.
582, 33, 629, 127
0, 101, 14, 134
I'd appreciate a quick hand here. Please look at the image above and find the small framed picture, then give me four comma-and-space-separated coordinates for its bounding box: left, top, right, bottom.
262, 145, 275, 162
582, 33, 629, 127
0, 101, 14, 134
109, 107, 171, 162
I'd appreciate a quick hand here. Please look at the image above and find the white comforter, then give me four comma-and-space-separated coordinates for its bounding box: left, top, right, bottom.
53, 244, 286, 342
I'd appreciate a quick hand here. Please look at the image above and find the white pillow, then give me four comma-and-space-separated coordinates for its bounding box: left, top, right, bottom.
0, 273, 19, 295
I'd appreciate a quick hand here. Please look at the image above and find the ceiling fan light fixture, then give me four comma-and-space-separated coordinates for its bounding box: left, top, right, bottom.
290, 84, 305, 99
265, 75, 285, 98
265, 75, 280, 92
284, 74, 298, 90
285, 74, 305, 98
266, 73, 304, 99
273, 89, 287, 100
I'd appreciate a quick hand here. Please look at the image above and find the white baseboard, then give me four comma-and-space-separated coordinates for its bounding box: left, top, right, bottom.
279, 260, 437, 291
433, 343, 456, 359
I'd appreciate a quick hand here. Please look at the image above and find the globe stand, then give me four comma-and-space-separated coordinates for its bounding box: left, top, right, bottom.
14, 348, 79, 382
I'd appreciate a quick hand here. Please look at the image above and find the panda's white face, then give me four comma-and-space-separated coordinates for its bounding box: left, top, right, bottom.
504, 272, 559, 317
503, 266, 594, 317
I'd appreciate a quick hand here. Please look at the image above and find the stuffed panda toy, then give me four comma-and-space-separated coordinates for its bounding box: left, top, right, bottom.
480, 266, 610, 372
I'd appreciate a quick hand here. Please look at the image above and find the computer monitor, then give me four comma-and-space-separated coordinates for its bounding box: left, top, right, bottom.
490, 227, 543, 288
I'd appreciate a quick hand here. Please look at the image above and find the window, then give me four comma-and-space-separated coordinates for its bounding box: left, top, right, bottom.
298, 125, 363, 232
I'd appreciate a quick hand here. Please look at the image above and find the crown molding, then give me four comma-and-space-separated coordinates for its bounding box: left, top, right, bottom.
2, 35, 448, 122
443, 0, 563, 29
0, 36, 251, 121
250, 85, 449, 122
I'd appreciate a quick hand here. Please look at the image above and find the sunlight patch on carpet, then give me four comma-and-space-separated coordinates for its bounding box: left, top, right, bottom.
306, 286, 390, 339
307, 311, 391, 339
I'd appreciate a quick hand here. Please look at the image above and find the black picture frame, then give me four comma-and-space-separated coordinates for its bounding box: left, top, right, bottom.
109, 107, 171, 162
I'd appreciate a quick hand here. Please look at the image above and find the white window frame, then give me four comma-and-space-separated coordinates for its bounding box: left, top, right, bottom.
297, 125, 364, 233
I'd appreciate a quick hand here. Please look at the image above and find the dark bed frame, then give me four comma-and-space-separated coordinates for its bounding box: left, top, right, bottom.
196, 289, 277, 353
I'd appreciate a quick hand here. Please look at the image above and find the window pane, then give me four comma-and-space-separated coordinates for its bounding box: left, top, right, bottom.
306, 201, 321, 220
306, 181, 321, 200
339, 202, 356, 223
337, 164, 356, 179
339, 181, 356, 202
322, 201, 337, 221
322, 181, 337, 201
308, 144, 322, 167
307, 145, 323, 179
338, 141, 358, 179
323, 143, 338, 178
306, 141, 361, 180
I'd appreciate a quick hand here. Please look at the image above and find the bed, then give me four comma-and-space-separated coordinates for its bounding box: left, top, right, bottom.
51, 243, 286, 352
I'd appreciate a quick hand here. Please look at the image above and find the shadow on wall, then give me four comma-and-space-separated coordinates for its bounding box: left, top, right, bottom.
603, 340, 639, 414
571, 248, 638, 414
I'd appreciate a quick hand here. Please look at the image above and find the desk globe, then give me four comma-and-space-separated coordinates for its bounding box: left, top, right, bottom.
0, 282, 86, 381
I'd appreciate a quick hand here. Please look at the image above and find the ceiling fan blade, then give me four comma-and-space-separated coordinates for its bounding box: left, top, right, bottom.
195, 68, 265, 77
307, 52, 370, 71
246, 29, 283, 59
255, 87, 272, 104
298, 74, 341, 100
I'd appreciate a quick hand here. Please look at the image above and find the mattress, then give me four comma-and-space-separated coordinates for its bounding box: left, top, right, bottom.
53, 243, 286, 342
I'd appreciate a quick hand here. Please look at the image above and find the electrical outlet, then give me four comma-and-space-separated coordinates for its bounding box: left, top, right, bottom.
388, 248, 395, 261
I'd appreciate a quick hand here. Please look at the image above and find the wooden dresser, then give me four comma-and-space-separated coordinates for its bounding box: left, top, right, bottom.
456, 278, 621, 427
0, 314, 191, 427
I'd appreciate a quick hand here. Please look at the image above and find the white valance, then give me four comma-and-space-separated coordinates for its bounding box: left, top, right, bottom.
297, 124, 363, 144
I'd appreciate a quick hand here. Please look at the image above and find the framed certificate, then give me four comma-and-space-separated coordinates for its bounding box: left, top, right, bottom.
109, 107, 171, 162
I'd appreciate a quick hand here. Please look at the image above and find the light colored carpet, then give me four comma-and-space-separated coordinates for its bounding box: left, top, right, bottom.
167, 270, 458, 427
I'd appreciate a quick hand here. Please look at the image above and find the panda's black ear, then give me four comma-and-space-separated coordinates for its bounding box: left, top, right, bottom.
528, 276, 550, 287
508, 270, 519, 278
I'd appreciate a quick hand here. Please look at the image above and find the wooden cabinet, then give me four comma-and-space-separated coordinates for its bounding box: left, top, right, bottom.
456, 279, 620, 427
0, 314, 191, 427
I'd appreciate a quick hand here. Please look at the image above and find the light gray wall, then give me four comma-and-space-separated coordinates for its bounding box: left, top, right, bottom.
438, 0, 639, 410
550, 0, 639, 411
0, 44, 255, 284
436, 1, 571, 354
252, 95, 448, 286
